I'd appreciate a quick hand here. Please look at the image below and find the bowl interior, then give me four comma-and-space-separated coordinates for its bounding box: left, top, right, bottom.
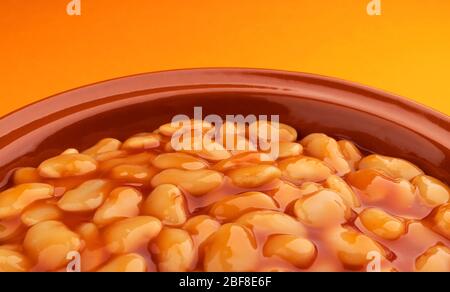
0, 69, 448, 187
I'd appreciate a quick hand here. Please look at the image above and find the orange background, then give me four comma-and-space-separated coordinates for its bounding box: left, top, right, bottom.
1, 0, 450, 116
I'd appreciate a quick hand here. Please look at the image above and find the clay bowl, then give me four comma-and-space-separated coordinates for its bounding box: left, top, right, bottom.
0, 68, 449, 189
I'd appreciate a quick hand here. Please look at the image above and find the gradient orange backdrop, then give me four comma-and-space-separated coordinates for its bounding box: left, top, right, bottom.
1, 0, 450, 116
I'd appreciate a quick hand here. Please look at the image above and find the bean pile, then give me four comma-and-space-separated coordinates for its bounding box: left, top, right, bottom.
0, 120, 448, 272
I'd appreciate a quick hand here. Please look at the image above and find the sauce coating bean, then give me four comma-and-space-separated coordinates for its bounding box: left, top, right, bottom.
203, 223, 258, 272
23, 221, 81, 271
93, 187, 142, 226
263, 234, 317, 269
142, 184, 188, 226
0, 183, 54, 219
0, 119, 448, 272
103, 216, 162, 254
38, 154, 98, 178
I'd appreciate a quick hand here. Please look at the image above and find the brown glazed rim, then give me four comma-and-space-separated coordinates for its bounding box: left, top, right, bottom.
0, 68, 449, 186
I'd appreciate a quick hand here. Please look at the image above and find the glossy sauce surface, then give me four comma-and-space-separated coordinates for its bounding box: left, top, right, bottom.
0, 120, 448, 272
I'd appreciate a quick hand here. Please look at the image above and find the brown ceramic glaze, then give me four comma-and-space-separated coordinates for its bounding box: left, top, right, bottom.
0, 68, 449, 189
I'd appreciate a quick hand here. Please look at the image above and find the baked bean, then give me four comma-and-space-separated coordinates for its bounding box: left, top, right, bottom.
159, 119, 213, 137
57, 179, 113, 212
94, 150, 127, 162
0, 183, 54, 219
347, 169, 416, 209
103, 216, 162, 254
299, 182, 324, 194
79, 247, 110, 272
214, 121, 256, 154
358, 154, 424, 181
151, 169, 223, 196
325, 175, 361, 208
97, 253, 147, 272
38, 154, 98, 178
77, 222, 101, 243
122, 133, 161, 151
203, 223, 258, 272
110, 164, 158, 185
61, 148, 79, 155
0, 217, 23, 241
278, 156, 334, 184
263, 234, 317, 269
23, 221, 81, 271
236, 210, 306, 237
327, 227, 386, 270
0, 248, 31, 272
250, 121, 298, 143
338, 140, 363, 170
163, 141, 175, 153
209, 192, 278, 221
44, 177, 95, 198
346, 168, 386, 201
359, 208, 406, 240
183, 215, 221, 246
301, 133, 351, 175
21, 201, 62, 226
142, 184, 188, 226
278, 142, 303, 158
184, 140, 232, 161
413, 175, 449, 207
99, 152, 156, 172
227, 165, 281, 188
226, 137, 257, 156
83, 138, 122, 156
168, 130, 198, 149
13, 168, 41, 185
1, 118, 448, 272
428, 203, 450, 240
76, 223, 110, 272
294, 189, 352, 228
150, 228, 195, 272
152, 153, 208, 170
271, 182, 323, 210
213, 152, 274, 172
258, 266, 294, 272
0, 244, 22, 252
215, 121, 247, 142
415, 244, 450, 272
94, 187, 142, 226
